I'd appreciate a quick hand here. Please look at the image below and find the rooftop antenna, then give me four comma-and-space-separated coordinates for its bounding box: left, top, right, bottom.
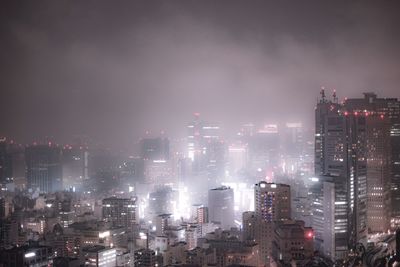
320, 87, 326, 103
333, 89, 338, 103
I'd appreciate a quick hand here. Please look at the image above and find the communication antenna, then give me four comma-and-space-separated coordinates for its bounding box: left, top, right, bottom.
320, 87, 326, 103
333, 89, 338, 103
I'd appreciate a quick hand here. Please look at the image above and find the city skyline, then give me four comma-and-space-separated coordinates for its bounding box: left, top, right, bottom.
2, 1, 400, 267
1, 1, 400, 149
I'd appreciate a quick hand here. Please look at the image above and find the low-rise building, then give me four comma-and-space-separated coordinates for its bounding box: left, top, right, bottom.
272, 220, 314, 267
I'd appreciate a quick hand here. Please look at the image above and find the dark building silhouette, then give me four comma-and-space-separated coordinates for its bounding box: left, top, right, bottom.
140, 137, 169, 161
0, 137, 13, 186
62, 145, 88, 190
25, 144, 63, 193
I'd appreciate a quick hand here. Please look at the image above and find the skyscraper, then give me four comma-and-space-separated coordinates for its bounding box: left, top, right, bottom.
208, 186, 234, 229
253, 182, 291, 265
62, 145, 88, 190
310, 176, 348, 260
0, 137, 13, 186
365, 115, 391, 232
314, 90, 345, 178
140, 137, 169, 161
139, 137, 171, 185
342, 94, 394, 237
314, 90, 353, 259
248, 125, 280, 179
254, 182, 291, 223
314, 91, 396, 259
281, 123, 305, 175
25, 144, 62, 193
344, 93, 400, 219
227, 142, 247, 176
187, 113, 221, 175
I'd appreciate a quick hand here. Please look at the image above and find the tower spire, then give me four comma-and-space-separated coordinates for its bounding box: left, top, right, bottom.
320, 87, 326, 103
333, 89, 338, 103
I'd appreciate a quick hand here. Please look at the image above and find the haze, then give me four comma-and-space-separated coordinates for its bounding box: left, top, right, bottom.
1, 1, 400, 149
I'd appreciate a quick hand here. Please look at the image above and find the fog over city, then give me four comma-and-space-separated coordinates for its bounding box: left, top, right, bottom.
1, 2, 400, 267
1, 1, 400, 149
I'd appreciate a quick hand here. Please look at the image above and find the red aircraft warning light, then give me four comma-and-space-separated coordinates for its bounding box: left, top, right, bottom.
306, 230, 314, 239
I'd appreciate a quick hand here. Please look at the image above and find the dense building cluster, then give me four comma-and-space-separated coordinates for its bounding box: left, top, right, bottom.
0, 92, 399, 266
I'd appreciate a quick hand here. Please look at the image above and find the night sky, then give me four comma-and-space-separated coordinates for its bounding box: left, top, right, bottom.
1, 1, 400, 149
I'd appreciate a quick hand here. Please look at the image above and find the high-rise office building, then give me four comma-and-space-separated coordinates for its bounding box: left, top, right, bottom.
102, 197, 137, 229
310, 176, 348, 260
148, 186, 177, 218
315, 90, 366, 250
254, 182, 291, 223
187, 113, 222, 175
365, 115, 391, 232
314, 91, 396, 259
314, 91, 345, 178
187, 113, 203, 164
140, 137, 169, 161
0, 137, 13, 186
25, 144, 62, 193
281, 123, 305, 175
248, 125, 280, 177
344, 93, 399, 219
62, 145, 88, 190
253, 182, 291, 264
314, 90, 353, 260
208, 186, 234, 229
282, 123, 304, 157
143, 159, 172, 185
204, 140, 225, 179
7, 143, 25, 190
227, 142, 247, 176
120, 157, 145, 183
140, 137, 171, 184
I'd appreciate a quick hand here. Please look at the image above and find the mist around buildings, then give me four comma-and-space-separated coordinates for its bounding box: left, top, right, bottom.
2, 1, 400, 267
2, 91, 400, 266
